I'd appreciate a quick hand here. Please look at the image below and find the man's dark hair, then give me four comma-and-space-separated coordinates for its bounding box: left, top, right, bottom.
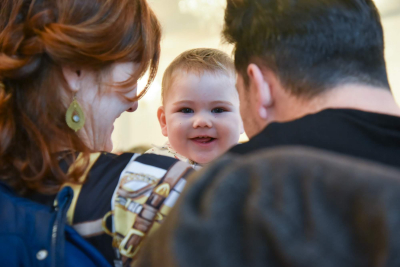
223, 0, 390, 98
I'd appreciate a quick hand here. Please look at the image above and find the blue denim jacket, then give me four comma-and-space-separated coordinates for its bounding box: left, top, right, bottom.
0, 182, 111, 267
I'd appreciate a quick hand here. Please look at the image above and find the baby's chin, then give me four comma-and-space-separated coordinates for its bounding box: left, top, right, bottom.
190, 152, 219, 165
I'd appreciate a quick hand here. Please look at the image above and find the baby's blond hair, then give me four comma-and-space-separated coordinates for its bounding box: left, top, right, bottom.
162, 48, 235, 104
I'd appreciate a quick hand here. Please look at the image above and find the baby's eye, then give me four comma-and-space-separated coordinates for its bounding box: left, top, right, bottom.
211, 108, 225, 113
179, 108, 194, 113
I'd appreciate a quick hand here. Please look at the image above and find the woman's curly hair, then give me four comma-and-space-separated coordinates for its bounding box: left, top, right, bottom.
0, 0, 161, 195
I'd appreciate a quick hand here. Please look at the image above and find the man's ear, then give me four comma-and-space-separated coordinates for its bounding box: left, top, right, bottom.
62, 66, 82, 93
157, 106, 168, 137
247, 64, 273, 120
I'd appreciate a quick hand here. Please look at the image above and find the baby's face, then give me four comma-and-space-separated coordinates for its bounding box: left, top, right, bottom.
160, 71, 243, 164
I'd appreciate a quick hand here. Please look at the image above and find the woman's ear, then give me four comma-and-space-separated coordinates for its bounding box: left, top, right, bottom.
247, 64, 273, 120
62, 66, 82, 93
157, 106, 168, 137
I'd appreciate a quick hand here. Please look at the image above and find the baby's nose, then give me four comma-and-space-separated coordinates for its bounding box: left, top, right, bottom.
193, 113, 212, 128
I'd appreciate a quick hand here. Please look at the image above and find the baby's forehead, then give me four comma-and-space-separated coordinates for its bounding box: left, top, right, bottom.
169, 69, 235, 91
172, 68, 234, 82
164, 71, 239, 105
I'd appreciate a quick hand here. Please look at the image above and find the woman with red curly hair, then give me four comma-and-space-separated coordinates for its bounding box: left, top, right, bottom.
0, 0, 192, 265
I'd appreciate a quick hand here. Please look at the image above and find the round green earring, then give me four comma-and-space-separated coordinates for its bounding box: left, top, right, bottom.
66, 96, 85, 132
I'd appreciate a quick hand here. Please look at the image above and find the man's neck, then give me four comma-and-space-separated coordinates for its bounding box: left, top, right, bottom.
276, 84, 400, 122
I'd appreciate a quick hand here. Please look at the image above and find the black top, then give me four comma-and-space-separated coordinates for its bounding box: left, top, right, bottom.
230, 109, 400, 168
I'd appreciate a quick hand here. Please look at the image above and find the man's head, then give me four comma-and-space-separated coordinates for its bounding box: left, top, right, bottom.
223, 0, 390, 138
158, 48, 243, 164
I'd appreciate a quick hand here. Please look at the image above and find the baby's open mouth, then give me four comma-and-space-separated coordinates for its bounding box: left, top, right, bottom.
191, 136, 216, 144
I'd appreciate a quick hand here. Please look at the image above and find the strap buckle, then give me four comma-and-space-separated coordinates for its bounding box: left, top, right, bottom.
119, 228, 144, 258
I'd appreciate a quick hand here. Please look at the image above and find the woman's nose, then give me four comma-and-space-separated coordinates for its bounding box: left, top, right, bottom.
127, 101, 138, 112
126, 86, 138, 112
192, 112, 212, 128
125, 84, 138, 101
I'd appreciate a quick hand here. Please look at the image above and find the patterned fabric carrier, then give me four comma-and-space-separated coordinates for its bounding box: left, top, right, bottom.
63, 153, 192, 267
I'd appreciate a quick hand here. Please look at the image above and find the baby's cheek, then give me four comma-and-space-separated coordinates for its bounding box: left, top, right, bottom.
225, 121, 242, 144
174, 121, 187, 138
168, 121, 189, 152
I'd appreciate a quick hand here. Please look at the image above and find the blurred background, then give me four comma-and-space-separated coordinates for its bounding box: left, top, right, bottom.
111, 0, 400, 153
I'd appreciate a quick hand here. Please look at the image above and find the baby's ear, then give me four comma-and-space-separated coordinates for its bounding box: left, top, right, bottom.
157, 106, 168, 137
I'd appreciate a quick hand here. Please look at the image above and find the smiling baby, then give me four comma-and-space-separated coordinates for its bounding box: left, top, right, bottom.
147, 48, 243, 168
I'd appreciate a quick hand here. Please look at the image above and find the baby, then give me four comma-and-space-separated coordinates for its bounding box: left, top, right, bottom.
147, 48, 243, 168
